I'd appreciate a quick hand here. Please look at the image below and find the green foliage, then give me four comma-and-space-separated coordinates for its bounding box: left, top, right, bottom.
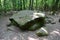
0, 0, 60, 11
0, 0, 2, 11
58, 0, 60, 8
3, 0, 12, 11
46, 0, 55, 7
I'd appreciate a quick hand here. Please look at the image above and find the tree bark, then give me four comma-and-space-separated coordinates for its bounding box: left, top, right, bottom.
20, 0, 22, 10
52, 0, 59, 15
36, 0, 37, 10
23, 0, 25, 9
29, 0, 31, 10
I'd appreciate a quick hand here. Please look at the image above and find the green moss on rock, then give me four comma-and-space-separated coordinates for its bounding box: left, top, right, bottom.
9, 10, 46, 30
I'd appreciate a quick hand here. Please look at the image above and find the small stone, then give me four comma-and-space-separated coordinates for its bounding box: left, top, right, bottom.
36, 27, 48, 36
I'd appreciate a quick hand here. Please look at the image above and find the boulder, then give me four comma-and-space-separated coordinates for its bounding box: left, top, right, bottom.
9, 10, 45, 30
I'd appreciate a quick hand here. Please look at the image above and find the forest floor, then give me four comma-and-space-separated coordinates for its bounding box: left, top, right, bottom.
0, 11, 60, 40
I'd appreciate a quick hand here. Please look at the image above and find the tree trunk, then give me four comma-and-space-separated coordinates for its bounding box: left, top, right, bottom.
23, 0, 25, 9
17, 0, 21, 11
12, 0, 16, 10
31, 0, 34, 10
36, 0, 37, 10
44, 0, 48, 11
0, 0, 2, 12
3, 0, 7, 13
20, 0, 22, 10
29, 0, 31, 10
52, 0, 59, 15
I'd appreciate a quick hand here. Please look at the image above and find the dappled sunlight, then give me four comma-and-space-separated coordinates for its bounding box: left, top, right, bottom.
28, 37, 49, 40
42, 38, 48, 40
13, 36, 18, 40
32, 12, 45, 19
28, 37, 39, 40
50, 29, 60, 36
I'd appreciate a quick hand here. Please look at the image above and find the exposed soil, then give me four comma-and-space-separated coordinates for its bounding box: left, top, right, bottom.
0, 11, 60, 40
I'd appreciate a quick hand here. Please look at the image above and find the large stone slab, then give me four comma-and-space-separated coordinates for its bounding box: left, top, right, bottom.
9, 10, 45, 30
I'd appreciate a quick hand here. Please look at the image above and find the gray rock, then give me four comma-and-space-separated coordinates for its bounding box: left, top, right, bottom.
9, 10, 45, 30
36, 27, 48, 36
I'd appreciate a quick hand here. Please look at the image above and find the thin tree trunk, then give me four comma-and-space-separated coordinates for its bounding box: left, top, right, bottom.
17, 0, 21, 11
23, 0, 25, 9
0, 0, 2, 12
44, 0, 48, 11
12, 0, 16, 10
52, 0, 59, 15
20, 0, 22, 10
29, 0, 31, 10
36, 0, 37, 10
4, 0, 7, 13
31, 0, 34, 10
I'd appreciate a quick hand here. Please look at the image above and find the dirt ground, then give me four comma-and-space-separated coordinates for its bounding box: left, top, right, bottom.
0, 11, 60, 40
